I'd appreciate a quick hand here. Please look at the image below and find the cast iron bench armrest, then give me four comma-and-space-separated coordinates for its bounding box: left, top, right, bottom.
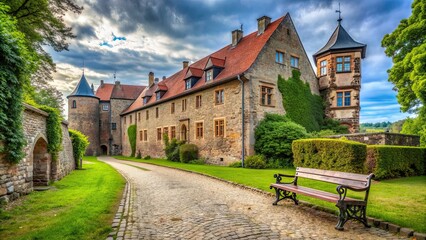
336, 185, 369, 202
273, 173, 296, 184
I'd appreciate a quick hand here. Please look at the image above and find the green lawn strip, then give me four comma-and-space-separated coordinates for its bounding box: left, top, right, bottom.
0, 156, 126, 240
114, 156, 426, 233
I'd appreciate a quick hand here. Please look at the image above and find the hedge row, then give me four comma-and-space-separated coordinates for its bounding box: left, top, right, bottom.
69, 129, 89, 169
366, 146, 425, 179
292, 138, 367, 173
293, 138, 426, 179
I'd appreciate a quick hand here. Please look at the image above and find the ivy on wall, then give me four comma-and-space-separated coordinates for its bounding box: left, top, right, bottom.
38, 105, 63, 161
0, 5, 36, 163
278, 70, 324, 132
69, 129, 89, 169
127, 125, 136, 157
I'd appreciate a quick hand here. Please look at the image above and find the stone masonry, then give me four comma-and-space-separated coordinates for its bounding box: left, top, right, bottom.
327, 132, 420, 146
0, 104, 75, 203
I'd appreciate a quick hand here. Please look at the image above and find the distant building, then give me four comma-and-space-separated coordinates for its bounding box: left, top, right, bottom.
68, 13, 366, 163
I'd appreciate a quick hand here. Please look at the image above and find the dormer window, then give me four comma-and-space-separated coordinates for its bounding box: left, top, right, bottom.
143, 97, 149, 105
185, 79, 191, 90
156, 92, 161, 101
206, 70, 213, 82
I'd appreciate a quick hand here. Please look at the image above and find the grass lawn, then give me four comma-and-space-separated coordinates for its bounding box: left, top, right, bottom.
0, 156, 125, 240
114, 156, 426, 233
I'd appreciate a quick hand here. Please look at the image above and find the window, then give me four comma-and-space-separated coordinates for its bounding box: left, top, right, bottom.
196, 122, 203, 139
215, 89, 224, 105
214, 119, 225, 137
206, 70, 213, 82
336, 56, 351, 72
139, 131, 143, 141
163, 127, 169, 138
112, 123, 117, 130
143, 130, 148, 142
157, 128, 162, 141
290, 56, 299, 68
261, 86, 273, 106
185, 79, 191, 90
181, 124, 187, 141
196, 95, 202, 108
130, 115, 132, 124
320, 60, 327, 76
171, 102, 175, 114
138, 113, 141, 122
102, 104, 109, 111
182, 99, 187, 112
72, 100, 77, 108
171, 126, 176, 139
156, 107, 159, 118
143, 97, 149, 105
156, 92, 161, 101
146, 110, 149, 120
337, 91, 351, 107
275, 51, 284, 64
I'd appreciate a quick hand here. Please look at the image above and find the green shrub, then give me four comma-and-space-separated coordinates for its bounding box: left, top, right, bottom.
143, 155, 151, 160
292, 138, 367, 173
163, 134, 184, 162
228, 161, 242, 168
179, 144, 198, 163
366, 146, 425, 180
38, 105, 63, 161
188, 158, 205, 165
255, 114, 307, 165
127, 125, 136, 157
244, 155, 267, 169
136, 150, 141, 159
69, 129, 89, 169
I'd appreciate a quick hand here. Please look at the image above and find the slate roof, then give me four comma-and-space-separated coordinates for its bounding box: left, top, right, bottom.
67, 74, 98, 99
122, 14, 288, 115
96, 83, 145, 101
313, 21, 366, 59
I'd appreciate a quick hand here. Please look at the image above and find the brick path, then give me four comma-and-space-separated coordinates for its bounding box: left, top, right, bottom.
100, 157, 405, 239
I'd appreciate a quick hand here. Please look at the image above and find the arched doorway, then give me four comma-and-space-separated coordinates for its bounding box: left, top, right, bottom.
100, 145, 108, 155
181, 124, 187, 141
33, 137, 51, 186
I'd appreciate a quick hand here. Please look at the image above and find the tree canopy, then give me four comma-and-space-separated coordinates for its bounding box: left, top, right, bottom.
381, 0, 426, 114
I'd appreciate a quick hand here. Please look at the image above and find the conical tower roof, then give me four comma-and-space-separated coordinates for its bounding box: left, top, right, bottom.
67, 73, 99, 99
313, 21, 366, 60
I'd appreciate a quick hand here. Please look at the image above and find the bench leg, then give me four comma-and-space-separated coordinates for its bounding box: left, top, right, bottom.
335, 204, 347, 231
335, 203, 370, 230
271, 188, 298, 205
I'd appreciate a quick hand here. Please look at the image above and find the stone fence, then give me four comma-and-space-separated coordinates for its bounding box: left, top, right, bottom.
0, 104, 74, 203
327, 132, 420, 146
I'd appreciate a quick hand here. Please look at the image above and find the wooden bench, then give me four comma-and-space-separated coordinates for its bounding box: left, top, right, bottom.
270, 167, 374, 230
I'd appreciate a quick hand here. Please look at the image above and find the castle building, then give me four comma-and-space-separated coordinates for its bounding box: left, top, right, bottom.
313, 17, 366, 132
67, 75, 145, 155
68, 13, 366, 163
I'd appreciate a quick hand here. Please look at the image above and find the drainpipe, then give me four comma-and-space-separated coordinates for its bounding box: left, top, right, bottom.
237, 75, 245, 168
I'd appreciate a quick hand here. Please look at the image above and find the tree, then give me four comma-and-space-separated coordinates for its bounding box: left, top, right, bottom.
0, 3, 37, 163
401, 116, 426, 147
1, 0, 82, 113
381, 0, 426, 114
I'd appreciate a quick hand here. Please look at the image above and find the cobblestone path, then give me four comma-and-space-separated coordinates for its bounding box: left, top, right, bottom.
100, 157, 405, 240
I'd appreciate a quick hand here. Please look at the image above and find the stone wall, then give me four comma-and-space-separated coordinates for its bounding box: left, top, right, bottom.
110, 99, 135, 155
327, 132, 420, 146
0, 104, 74, 203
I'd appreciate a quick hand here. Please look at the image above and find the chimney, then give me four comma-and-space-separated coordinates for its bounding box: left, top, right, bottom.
231, 29, 243, 47
257, 16, 271, 35
154, 78, 159, 84
162, 76, 166, 81
91, 83, 95, 93
183, 61, 189, 69
100, 80, 104, 87
115, 80, 120, 85
148, 72, 154, 86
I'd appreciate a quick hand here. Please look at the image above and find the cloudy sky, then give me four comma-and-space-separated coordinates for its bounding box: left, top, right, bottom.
50, 0, 414, 123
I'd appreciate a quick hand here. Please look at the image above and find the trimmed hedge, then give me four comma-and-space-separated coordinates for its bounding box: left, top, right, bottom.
366, 146, 426, 180
179, 144, 198, 163
69, 129, 89, 169
292, 138, 367, 173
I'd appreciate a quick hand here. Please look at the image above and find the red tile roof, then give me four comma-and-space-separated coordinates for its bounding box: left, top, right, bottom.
155, 82, 168, 92
184, 67, 204, 79
96, 83, 145, 101
205, 56, 225, 69
122, 15, 287, 115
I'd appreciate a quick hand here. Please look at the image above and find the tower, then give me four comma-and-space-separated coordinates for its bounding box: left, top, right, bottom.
313, 14, 366, 133
67, 73, 100, 155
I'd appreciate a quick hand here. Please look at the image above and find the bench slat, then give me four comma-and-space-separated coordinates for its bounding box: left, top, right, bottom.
297, 167, 370, 182
270, 183, 365, 205
296, 172, 368, 189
